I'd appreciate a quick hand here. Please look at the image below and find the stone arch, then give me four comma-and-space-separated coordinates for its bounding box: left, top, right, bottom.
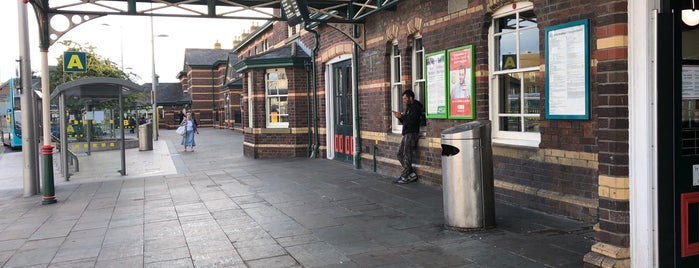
319, 42, 355, 64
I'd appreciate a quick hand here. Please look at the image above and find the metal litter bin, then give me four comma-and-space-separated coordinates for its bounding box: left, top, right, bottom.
139, 123, 153, 151
441, 120, 495, 230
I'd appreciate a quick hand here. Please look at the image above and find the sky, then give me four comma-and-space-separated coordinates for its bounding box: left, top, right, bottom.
0, 1, 268, 84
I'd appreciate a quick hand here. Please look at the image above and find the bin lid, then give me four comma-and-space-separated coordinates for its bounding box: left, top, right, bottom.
441, 120, 490, 139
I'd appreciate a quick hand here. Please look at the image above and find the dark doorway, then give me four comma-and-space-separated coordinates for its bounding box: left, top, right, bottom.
332, 60, 353, 163
658, 1, 699, 266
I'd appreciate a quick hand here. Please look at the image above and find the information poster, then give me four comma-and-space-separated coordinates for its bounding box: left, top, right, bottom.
683, 65, 699, 99
545, 19, 590, 120
425, 51, 447, 118
447, 45, 475, 119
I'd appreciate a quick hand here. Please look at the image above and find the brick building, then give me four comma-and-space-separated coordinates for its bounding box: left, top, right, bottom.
226, 0, 699, 266
177, 43, 242, 129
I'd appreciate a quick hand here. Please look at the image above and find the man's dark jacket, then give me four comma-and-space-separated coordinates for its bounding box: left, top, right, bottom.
399, 100, 423, 135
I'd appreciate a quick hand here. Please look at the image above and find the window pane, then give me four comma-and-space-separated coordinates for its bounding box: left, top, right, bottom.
395, 84, 403, 113
393, 56, 401, 82
415, 51, 424, 80
519, 28, 540, 68
497, 14, 517, 33
414, 81, 425, 102
522, 71, 541, 114
268, 96, 288, 123
500, 116, 521, 131
519, 10, 537, 28
524, 116, 539, 133
499, 73, 521, 114
497, 33, 516, 70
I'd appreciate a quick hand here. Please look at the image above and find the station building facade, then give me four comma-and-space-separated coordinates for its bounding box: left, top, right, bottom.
229, 0, 699, 266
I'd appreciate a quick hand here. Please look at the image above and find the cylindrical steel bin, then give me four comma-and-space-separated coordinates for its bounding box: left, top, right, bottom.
138, 123, 153, 151
441, 120, 495, 230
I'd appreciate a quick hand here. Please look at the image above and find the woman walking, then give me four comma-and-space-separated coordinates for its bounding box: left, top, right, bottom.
180, 112, 198, 152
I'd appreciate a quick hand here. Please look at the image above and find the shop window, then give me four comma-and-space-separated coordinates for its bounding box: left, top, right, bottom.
265, 68, 289, 128
489, 2, 541, 146
390, 41, 403, 133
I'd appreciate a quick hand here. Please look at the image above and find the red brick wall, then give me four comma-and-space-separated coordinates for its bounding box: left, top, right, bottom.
240, 66, 312, 158
347, 0, 612, 223
184, 65, 227, 128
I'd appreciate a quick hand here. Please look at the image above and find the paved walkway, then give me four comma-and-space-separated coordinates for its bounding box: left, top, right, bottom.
0, 129, 595, 267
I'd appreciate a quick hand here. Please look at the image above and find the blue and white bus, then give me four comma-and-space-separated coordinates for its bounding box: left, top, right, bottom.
0, 78, 22, 149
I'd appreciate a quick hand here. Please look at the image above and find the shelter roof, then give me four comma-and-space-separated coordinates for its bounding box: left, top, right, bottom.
51, 77, 145, 106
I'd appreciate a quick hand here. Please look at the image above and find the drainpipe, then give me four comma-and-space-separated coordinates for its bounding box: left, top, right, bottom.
211, 68, 215, 127
352, 44, 361, 169
306, 28, 320, 158
305, 61, 313, 157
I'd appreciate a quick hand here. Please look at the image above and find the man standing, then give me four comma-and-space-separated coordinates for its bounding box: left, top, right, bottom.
392, 89, 423, 184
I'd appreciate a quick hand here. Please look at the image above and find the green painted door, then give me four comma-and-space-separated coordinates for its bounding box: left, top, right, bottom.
332, 60, 353, 163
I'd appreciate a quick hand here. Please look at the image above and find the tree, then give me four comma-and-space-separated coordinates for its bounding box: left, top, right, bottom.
49, 40, 148, 110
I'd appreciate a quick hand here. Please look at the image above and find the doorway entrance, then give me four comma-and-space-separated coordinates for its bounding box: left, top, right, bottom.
331, 59, 353, 163
657, 1, 699, 266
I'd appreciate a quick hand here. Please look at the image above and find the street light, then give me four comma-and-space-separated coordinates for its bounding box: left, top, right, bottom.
150, 14, 168, 141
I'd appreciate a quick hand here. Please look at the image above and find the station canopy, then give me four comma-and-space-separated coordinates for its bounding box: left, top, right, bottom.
28, 0, 401, 46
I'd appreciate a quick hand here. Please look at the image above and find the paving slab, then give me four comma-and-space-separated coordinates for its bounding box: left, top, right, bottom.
0, 129, 595, 267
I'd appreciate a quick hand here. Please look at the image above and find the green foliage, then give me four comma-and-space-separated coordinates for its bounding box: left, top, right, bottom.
49, 40, 146, 110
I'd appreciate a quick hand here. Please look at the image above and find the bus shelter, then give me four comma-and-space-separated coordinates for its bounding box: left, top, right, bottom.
51, 77, 144, 179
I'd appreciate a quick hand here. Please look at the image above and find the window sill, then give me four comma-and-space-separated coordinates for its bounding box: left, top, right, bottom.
492, 137, 540, 148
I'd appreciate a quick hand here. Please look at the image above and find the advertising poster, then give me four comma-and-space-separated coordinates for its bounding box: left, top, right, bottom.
447, 45, 475, 119
425, 51, 447, 118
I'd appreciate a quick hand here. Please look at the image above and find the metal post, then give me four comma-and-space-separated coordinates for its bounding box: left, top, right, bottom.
59, 94, 69, 180
40, 42, 56, 204
150, 14, 159, 141
86, 104, 91, 156
119, 86, 126, 176
18, 0, 38, 197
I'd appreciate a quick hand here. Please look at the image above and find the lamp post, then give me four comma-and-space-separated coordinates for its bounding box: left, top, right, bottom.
150, 14, 168, 141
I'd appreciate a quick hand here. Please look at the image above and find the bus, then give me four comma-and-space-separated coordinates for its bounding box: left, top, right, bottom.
0, 77, 46, 150
0, 78, 22, 149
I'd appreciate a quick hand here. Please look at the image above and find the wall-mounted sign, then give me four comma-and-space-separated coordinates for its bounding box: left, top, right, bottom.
280, 0, 309, 27
545, 19, 590, 120
447, 45, 475, 119
425, 51, 447, 118
502, 54, 517, 70
63, 51, 87, 73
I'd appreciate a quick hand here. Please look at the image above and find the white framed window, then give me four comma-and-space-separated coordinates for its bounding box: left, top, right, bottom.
412, 35, 426, 131
288, 24, 301, 38
489, 1, 541, 146
390, 40, 403, 133
265, 68, 289, 128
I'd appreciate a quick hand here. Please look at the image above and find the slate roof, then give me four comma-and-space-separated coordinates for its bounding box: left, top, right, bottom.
246, 43, 310, 60
233, 43, 311, 72
184, 48, 231, 68
142, 82, 191, 105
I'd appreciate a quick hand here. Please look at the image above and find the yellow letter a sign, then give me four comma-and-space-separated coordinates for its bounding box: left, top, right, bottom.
63, 51, 87, 73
